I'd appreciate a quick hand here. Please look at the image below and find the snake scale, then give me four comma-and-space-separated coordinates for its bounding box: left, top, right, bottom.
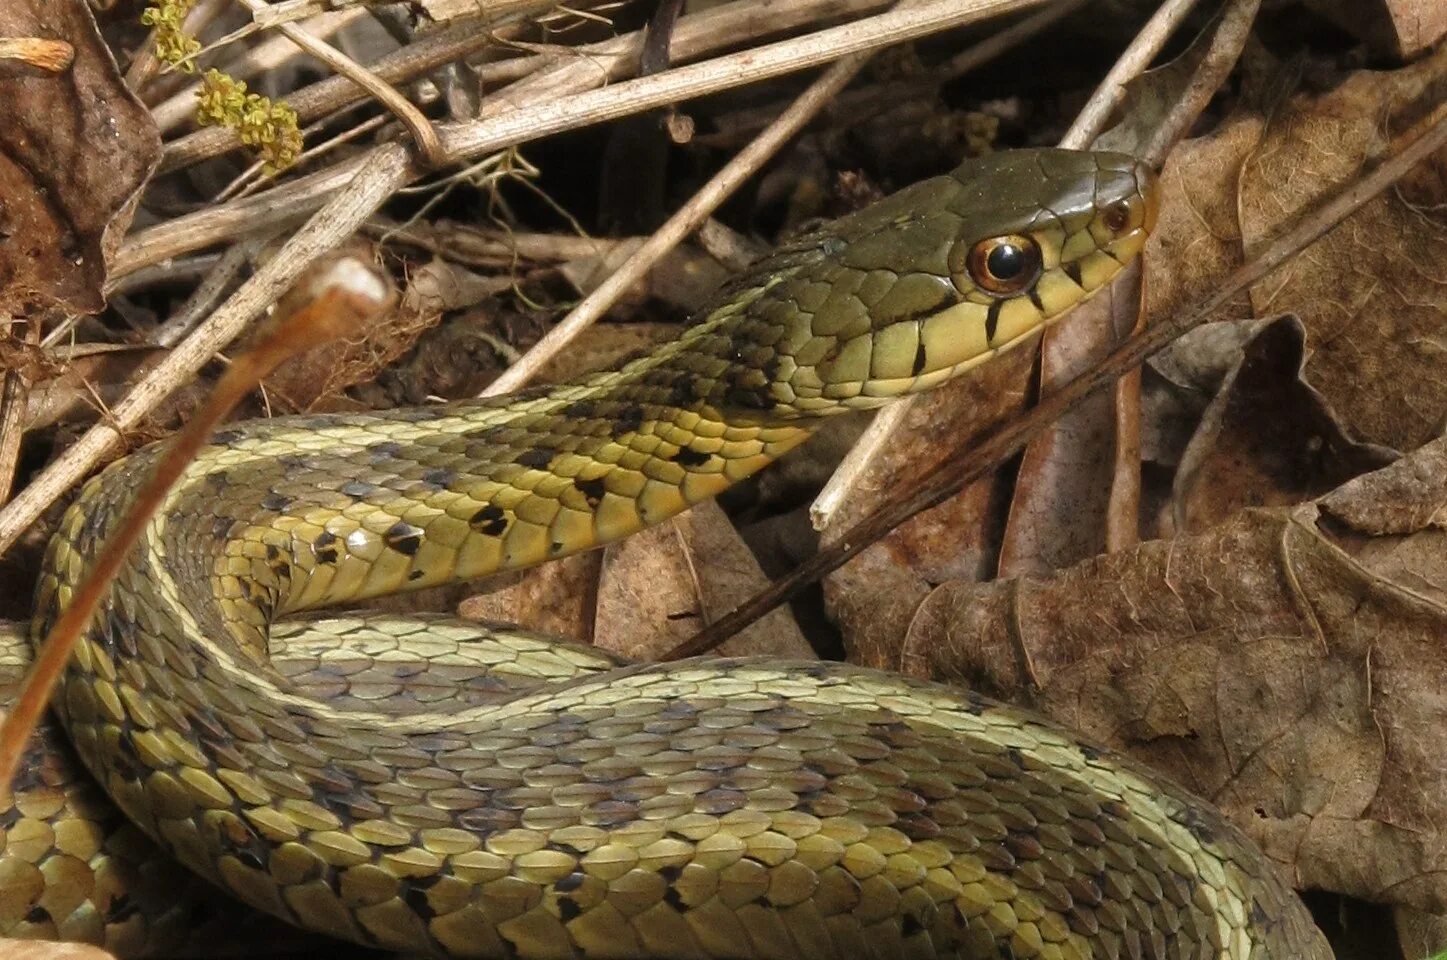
1, 149, 1332, 959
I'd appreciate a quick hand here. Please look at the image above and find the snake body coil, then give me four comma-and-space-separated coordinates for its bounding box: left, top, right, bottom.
6, 150, 1331, 958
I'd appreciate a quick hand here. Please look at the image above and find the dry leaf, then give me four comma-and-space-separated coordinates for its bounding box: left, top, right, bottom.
1000, 264, 1147, 575
0, 0, 160, 313
1151, 45, 1447, 452
593, 500, 813, 660
900, 438, 1447, 915
1172, 314, 1397, 533
821, 346, 1035, 668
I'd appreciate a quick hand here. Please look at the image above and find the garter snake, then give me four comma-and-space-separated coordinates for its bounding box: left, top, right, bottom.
4, 149, 1332, 958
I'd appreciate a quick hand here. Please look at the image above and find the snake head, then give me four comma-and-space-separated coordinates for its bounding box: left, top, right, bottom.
715, 149, 1160, 415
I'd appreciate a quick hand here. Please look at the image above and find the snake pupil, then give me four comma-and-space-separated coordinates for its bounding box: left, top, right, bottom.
986, 243, 1025, 279
966, 234, 1042, 295
1103, 199, 1132, 232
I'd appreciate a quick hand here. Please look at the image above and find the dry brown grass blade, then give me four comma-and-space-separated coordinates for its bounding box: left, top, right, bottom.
666, 104, 1447, 661
0, 258, 394, 801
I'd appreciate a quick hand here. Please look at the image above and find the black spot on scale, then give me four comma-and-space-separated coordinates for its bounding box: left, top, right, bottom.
470, 505, 509, 537
1078, 743, 1102, 761
984, 300, 1002, 344
204, 469, 230, 490
402, 878, 439, 920
573, 476, 606, 507
462, 424, 508, 444
912, 342, 928, 376
722, 382, 774, 411
236, 850, 265, 871
1063, 260, 1084, 287
516, 447, 556, 470
25, 904, 51, 924
555, 872, 586, 893
901, 913, 924, 937
366, 440, 403, 462
422, 467, 455, 489
105, 894, 138, 924
1006, 746, 1026, 770
210, 428, 244, 446
1028, 288, 1046, 312
670, 446, 711, 468
385, 521, 424, 556
558, 897, 582, 922
260, 491, 292, 512
611, 405, 645, 438
340, 480, 379, 500
408, 570, 424, 581
668, 375, 699, 407
313, 531, 340, 564
562, 399, 597, 419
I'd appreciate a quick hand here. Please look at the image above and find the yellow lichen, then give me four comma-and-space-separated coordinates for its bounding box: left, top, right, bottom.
140, 0, 201, 71
194, 69, 304, 174
141, 2, 304, 174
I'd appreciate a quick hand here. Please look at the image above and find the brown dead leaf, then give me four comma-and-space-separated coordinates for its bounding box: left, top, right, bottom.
457, 553, 601, 641
0, 0, 160, 314
1172, 314, 1397, 533
900, 437, 1447, 915
821, 345, 1035, 669
457, 501, 812, 660
593, 500, 812, 660
1001, 264, 1147, 576
1151, 45, 1447, 452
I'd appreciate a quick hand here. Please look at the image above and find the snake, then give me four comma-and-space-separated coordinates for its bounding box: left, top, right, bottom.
0, 148, 1333, 959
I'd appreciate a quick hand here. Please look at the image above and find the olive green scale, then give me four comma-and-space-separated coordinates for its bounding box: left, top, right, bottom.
4, 150, 1330, 959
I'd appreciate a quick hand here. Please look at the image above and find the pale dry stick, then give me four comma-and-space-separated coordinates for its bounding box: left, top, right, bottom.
702, 0, 1088, 143
120, 0, 1050, 276
151, 8, 367, 133
0, 150, 410, 559
105, 253, 223, 298
160, 0, 586, 172
1000, 0, 1216, 568
233, 0, 446, 167
482, 51, 879, 395
0, 259, 394, 798
810, 0, 1204, 529
0, 361, 26, 505
672, 104, 1447, 660
476, 0, 892, 117
149, 239, 261, 348
1061, 0, 1202, 148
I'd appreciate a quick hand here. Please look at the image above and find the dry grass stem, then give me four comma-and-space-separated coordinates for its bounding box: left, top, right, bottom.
481, 47, 878, 396
121, 0, 1052, 276
234, 0, 446, 166
0, 258, 394, 800
0, 150, 410, 558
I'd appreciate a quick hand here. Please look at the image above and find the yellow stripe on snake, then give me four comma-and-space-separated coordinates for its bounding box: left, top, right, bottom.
4, 150, 1332, 959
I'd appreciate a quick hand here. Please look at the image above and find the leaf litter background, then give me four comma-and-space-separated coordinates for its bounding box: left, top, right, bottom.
1, 1, 1446, 959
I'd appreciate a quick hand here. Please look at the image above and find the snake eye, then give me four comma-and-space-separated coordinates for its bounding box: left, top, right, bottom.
964, 234, 1042, 296
1102, 199, 1133, 233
